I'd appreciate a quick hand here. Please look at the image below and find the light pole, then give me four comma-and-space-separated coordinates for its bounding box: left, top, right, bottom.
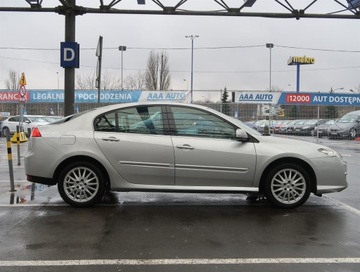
185, 35, 199, 103
119, 45, 127, 90
330, 87, 344, 93
266, 43, 274, 91
265, 43, 274, 135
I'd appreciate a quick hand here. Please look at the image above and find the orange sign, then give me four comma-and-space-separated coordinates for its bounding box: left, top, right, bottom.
19, 72, 27, 86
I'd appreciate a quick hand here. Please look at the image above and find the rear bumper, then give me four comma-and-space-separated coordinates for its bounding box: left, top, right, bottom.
26, 174, 56, 186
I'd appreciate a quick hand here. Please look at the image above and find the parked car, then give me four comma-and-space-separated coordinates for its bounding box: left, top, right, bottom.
297, 119, 329, 136
243, 121, 257, 130
0, 115, 54, 137
285, 120, 307, 135
313, 119, 336, 137
24, 102, 347, 208
1, 115, 35, 136
256, 120, 275, 134
273, 120, 288, 134
278, 120, 297, 134
328, 110, 360, 139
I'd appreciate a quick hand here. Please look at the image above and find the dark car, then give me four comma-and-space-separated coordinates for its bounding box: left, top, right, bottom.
279, 120, 299, 134
298, 119, 329, 136
286, 120, 307, 135
313, 119, 336, 137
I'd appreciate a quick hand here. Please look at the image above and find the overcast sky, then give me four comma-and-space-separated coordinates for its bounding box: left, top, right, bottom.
0, 0, 359, 97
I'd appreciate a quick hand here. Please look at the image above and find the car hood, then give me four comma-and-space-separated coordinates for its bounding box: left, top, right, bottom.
254, 135, 330, 159
329, 122, 355, 130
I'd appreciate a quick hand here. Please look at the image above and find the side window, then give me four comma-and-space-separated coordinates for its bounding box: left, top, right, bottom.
94, 106, 164, 135
170, 106, 235, 139
94, 111, 116, 132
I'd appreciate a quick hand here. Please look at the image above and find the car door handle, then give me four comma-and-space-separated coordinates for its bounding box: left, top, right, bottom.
102, 137, 120, 142
176, 144, 194, 150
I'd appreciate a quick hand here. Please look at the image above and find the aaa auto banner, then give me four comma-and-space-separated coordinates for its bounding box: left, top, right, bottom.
0, 90, 190, 103
235, 92, 360, 106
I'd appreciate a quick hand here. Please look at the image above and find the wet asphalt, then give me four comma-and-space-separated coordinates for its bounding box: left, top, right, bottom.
0, 136, 360, 272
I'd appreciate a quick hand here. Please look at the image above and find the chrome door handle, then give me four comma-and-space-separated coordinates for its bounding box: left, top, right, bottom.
176, 144, 194, 150
102, 137, 120, 142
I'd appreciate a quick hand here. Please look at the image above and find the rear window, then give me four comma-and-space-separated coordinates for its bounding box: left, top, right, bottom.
50, 109, 96, 124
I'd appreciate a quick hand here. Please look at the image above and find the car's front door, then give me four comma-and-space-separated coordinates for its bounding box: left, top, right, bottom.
94, 105, 175, 185
169, 106, 257, 187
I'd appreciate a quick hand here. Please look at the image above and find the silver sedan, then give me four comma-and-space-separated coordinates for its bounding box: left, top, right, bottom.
24, 102, 347, 208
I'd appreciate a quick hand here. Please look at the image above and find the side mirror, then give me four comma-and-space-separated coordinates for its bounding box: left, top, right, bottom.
235, 129, 250, 142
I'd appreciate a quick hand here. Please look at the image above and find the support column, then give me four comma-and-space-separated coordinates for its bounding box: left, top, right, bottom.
64, 0, 76, 116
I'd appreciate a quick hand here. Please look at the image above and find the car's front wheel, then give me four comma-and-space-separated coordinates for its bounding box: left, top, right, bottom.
58, 161, 106, 207
264, 163, 311, 208
349, 128, 357, 140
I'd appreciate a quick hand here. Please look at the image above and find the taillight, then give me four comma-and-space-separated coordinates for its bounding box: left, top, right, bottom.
31, 127, 42, 137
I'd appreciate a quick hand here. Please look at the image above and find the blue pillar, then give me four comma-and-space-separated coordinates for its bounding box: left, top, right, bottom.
296, 64, 300, 93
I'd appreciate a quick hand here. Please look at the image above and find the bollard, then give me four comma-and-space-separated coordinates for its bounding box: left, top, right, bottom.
16, 125, 21, 166
6, 130, 16, 192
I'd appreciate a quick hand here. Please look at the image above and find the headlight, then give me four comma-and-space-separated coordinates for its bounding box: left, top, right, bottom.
318, 148, 342, 159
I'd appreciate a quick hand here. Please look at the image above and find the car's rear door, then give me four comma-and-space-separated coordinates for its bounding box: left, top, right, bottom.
94, 105, 175, 185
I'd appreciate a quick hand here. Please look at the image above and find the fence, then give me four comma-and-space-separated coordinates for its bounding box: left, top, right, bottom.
2, 101, 359, 122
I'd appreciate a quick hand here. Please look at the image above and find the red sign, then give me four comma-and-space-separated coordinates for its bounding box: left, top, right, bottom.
0, 91, 29, 102
285, 93, 311, 104
18, 85, 27, 103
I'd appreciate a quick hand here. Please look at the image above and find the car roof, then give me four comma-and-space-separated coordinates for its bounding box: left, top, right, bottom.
68, 102, 219, 118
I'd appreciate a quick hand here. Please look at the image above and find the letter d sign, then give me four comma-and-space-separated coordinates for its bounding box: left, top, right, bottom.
60, 42, 80, 68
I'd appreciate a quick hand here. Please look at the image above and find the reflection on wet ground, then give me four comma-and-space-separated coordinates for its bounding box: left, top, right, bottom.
7, 183, 50, 204
0, 180, 342, 209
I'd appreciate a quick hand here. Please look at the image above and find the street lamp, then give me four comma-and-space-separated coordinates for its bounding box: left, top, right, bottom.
185, 35, 199, 103
266, 43, 274, 91
265, 43, 274, 135
25, 0, 42, 8
118, 45, 127, 90
330, 87, 344, 93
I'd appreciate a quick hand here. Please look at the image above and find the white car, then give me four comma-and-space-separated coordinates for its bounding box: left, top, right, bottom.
0, 115, 44, 136
24, 102, 348, 208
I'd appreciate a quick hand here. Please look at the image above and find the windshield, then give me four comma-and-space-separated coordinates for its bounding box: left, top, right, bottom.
338, 114, 359, 123
305, 119, 318, 125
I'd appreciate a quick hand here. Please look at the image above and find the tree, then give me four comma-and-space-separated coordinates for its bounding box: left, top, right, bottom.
76, 71, 121, 90
124, 71, 146, 90
221, 87, 230, 116
5, 69, 20, 91
145, 50, 171, 90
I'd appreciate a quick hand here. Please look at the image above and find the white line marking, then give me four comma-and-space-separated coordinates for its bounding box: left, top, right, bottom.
324, 195, 360, 216
0, 258, 360, 267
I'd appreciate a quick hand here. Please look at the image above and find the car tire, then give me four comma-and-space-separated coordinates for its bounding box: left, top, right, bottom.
264, 163, 311, 209
349, 128, 357, 140
2, 127, 10, 137
58, 161, 106, 207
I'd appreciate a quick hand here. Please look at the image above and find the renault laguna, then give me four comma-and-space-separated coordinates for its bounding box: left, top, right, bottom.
24, 102, 347, 208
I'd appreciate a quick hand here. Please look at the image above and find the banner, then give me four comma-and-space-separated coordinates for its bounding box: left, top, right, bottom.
235, 92, 360, 106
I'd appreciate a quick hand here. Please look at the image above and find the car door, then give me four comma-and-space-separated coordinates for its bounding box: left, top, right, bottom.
168, 105, 257, 187
94, 105, 175, 185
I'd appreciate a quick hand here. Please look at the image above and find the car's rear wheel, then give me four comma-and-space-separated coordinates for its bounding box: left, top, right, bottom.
349, 128, 357, 140
264, 163, 311, 208
58, 161, 106, 207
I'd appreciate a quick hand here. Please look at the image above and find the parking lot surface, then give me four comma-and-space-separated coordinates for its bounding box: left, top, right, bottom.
0, 136, 360, 272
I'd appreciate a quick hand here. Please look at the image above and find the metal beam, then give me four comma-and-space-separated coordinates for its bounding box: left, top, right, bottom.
0, 1, 359, 19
